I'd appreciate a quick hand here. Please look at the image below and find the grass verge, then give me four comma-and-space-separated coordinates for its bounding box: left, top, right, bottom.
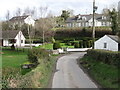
80, 55, 119, 88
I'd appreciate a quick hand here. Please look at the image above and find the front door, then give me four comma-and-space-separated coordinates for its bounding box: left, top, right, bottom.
0, 39, 3, 46
119, 44, 120, 51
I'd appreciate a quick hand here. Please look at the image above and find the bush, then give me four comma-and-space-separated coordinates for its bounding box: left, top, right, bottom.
28, 48, 49, 63
53, 42, 61, 50
79, 40, 83, 48
83, 41, 87, 48
74, 42, 80, 48
86, 49, 120, 67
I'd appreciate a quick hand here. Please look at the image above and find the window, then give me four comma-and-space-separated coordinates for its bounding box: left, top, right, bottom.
104, 43, 107, 48
21, 40, 23, 43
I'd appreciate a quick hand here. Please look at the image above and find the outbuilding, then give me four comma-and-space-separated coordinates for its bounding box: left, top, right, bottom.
94, 35, 120, 51
0, 30, 25, 47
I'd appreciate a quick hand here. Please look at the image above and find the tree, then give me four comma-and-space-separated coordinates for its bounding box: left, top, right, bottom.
23, 7, 37, 18
5, 10, 10, 21
61, 10, 70, 21
35, 7, 55, 43
15, 8, 22, 16
108, 8, 118, 35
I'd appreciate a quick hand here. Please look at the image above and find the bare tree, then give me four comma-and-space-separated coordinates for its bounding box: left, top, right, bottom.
23, 7, 37, 18
5, 10, 10, 21
35, 7, 56, 43
15, 8, 22, 16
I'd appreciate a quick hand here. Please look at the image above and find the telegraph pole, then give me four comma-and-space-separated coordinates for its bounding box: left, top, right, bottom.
92, 0, 97, 49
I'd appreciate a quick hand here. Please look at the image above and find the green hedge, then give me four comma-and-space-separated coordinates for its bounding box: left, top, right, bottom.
28, 48, 50, 63
55, 28, 112, 39
87, 49, 120, 67
53, 42, 61, 50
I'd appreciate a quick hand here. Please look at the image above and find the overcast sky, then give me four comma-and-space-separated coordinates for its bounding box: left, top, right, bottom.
0, 0, 120, 20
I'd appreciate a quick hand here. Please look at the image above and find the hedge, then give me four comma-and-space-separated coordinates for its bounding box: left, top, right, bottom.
86, 49, 120, 67
54, 28, 112, 40
53, 42, 61, 50
28, 48, 50, 63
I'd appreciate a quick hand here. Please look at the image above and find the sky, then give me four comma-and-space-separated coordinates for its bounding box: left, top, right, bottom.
0, 0, 120, 20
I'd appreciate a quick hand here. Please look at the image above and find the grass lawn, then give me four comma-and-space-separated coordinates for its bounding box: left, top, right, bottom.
2, 49, 28, 68
60, 43, 74, 48
37, 43, 53, 50
37, 43, 74, 50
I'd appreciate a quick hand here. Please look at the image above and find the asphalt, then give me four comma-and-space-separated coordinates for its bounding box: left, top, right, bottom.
52, 52, 98, 88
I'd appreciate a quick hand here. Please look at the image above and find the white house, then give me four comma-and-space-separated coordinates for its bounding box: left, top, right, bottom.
0, 30, 26, 47
66, 14, 111, 27
94, 35, 120, 51
9, 15, 35, 27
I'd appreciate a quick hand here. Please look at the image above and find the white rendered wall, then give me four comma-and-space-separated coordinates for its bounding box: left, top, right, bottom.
95, 35, 118, 51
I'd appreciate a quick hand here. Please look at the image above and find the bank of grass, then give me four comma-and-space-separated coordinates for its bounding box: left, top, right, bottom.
80, 55, 119, 88
2, 48, 58, 88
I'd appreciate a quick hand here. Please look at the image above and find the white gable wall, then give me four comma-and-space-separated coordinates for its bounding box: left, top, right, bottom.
15, 31, 25, 47
3, 39, 9, 46
24, 16, 35, 26
95, 35, 118, 51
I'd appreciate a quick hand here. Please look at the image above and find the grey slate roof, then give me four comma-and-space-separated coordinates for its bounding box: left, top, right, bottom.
0, 30, 20, 39
66, 14, 109, 23
107, 35, 120, 43
9, 15, 29, 21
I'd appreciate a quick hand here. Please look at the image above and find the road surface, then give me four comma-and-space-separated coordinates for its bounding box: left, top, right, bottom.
52, 52, 98, 88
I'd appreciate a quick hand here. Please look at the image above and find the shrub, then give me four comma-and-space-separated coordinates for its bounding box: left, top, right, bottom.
83, 41, 87, 48
53, 42, 61, 50
28, 48, 49, 63
86, 49, 120, 67
74, 42, 80, 48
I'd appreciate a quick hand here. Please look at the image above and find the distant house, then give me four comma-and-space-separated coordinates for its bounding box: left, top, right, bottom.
66, 14, 111, 28
9, 15, 35, 28
0, 30, 25, 47
94, 35, 120, 51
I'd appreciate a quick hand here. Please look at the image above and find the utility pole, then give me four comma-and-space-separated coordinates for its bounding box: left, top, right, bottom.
28, 24, 32, 49
92, 0, 97, 49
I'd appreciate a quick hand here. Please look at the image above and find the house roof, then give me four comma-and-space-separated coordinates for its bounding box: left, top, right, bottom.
0, 30, 20, 39
9, 15, 29, 21
107, 35, 120, 43
66, 14, 109, 23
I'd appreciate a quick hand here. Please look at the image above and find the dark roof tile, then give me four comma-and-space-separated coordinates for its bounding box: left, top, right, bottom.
1, 30, 20, 39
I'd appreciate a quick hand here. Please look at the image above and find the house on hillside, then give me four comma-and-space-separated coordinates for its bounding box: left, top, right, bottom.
0, 30, 25, 47
66, 14, 111, 28
9, 15, 35, 28
94, 35, 120, 51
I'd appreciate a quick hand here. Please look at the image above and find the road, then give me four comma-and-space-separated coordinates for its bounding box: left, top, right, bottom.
52, 52, 98, 88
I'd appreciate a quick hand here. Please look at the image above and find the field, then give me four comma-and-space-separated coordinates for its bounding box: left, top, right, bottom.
2, 49, 28, 68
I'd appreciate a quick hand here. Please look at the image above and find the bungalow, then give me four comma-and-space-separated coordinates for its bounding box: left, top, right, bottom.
94, 35, 120, 51
66, 14, 111, 27
0, 30, 25, 47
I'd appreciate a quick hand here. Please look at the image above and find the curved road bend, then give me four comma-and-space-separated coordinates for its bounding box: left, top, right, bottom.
52, 52, 98, 88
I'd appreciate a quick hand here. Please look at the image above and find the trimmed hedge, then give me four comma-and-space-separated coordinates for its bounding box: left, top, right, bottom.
55, 28, 112, 40
53, 42, 61, 50
86, 49, 120, 67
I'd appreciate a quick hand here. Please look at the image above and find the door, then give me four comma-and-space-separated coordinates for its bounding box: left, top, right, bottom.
118, 43, 120, 51
0, 39, 3, 46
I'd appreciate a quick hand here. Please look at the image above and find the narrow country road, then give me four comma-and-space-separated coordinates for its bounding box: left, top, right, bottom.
52, 52, 98, 88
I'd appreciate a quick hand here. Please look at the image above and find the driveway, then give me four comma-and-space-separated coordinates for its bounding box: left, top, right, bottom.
52, 52, 98, 88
